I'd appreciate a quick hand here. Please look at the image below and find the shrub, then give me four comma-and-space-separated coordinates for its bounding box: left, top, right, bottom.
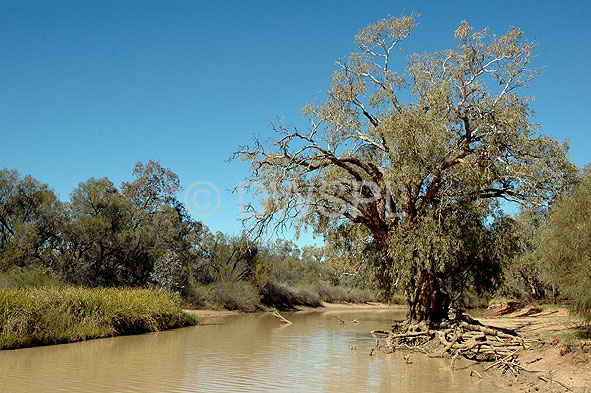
0, 266, 63, 288
150, 252, 186, 294
187, 281, 261, 312
299, 282, 377, 304
288, 286, 323, 307
538, 174, 591, 322
258, 281, 295, 310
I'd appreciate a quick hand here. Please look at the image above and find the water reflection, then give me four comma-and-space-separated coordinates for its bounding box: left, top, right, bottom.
0, 309, 507, 392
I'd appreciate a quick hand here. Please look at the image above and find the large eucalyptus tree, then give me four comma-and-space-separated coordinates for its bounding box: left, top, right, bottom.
235, 15, 575, 323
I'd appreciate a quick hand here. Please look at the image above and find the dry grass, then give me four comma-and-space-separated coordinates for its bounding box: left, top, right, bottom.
0, 286, 197, 349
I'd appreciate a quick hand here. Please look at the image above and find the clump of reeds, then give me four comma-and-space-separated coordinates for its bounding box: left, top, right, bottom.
0, 286, 197, 349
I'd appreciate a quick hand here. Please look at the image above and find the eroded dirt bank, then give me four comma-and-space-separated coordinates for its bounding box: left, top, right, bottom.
476, 307, 591, 392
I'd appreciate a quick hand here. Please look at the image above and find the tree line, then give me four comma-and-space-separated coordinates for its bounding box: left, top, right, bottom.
0, 162, 376, 309
1, 160, 589, 318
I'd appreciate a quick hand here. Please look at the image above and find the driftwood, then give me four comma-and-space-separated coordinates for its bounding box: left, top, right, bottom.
366, 309, 577, 392
370, 309, 540, 372
271, 310, 292, 324
538, 374, 573, 392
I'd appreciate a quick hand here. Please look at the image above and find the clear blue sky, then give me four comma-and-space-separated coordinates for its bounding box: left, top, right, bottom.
1, 0, 590, 244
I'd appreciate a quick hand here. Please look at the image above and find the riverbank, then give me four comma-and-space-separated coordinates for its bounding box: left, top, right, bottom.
0, 286, 197, 350
184, 301, 401, 319
476, 307, 591, 392
307, 302, 591, 392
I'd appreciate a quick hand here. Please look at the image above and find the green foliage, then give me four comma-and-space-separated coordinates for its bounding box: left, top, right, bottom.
121, 160, 182, 212
286, 285, 324, 307
193, 232, 257, 283
307, 282, 377, 303
385, 205, 514, 305
254, 239, 332, 286
0, 169, 65, 270
150, 251, 186, 294
0, 266, 63, 288
0, 286, 197, 349
59, 161, 199, 287
235, 14, 577, 319
497, 208, 553, 300
0, 161, 201, 290
538, 171, 591, 322
184, 233, 378, 310
187, 281, 261, 312
258, 280, 299, 309
0, 160, 381, 323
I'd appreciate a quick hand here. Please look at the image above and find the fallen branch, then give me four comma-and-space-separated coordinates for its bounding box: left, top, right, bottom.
272, 310, 292, 324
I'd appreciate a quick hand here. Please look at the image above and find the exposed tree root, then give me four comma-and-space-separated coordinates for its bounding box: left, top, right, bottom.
370, 309, 542, 375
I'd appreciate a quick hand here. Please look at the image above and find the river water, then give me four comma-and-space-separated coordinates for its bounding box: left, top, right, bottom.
0, 308, 508, 392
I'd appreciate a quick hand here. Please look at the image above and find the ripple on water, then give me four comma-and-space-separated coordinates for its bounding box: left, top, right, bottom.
0, 310, 509, 393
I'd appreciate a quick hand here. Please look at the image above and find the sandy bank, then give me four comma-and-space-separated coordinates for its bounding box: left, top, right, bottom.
184, 301, 405, 319
476, 307, 591, 392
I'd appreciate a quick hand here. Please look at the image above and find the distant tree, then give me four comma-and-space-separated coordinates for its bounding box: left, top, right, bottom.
253, 239, 331, 286
61, 162, 199, 287
193, 232, 258, 283
538, 167, 591, 321
60, 177, 144, 285
122, 160, 200, 284
121, 160, 182, 212
235, 15, 576, 323
498, 208, 551, 301
0, 169, 64, 270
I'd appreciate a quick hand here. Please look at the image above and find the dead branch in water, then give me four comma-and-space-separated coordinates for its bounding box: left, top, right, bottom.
271, 310, 292, 324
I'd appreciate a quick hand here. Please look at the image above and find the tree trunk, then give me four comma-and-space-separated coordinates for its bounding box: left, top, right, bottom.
552, 281, 558, 305
408, 270, 450, 325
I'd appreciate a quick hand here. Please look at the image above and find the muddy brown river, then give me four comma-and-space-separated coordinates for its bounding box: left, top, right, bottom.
0, 308, 508, 392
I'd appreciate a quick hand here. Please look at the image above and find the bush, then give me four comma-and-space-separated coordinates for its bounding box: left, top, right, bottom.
150, 252, 186, 294
258, 281, 376, 309
256, 281, 324, 309
186, 281, 261, 312
538, 174, 591, 322
0, 266, 63, 288
288, 286, 323, 307
0, 286, 197, 349
258, 281, 295, 309
300, 282, 377, 304
389, 293, 407, 305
